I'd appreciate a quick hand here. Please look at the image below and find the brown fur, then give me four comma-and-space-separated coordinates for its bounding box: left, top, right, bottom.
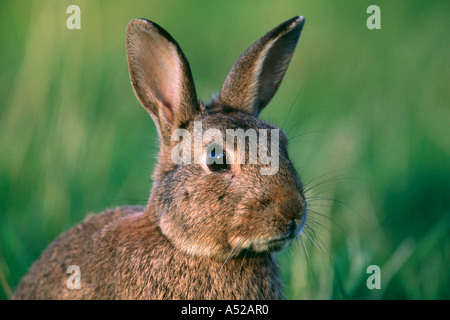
13, 16, 306, 300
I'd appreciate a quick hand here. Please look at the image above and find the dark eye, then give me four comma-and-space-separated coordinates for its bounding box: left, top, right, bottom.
206, 145, 229, 172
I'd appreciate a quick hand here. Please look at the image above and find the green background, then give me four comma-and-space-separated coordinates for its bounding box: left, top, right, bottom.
0, 0, 449, 299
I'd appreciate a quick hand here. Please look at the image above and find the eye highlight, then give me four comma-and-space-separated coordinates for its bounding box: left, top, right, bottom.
206, 144, 229, 172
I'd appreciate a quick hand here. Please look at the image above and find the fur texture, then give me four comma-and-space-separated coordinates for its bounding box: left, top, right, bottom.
14, 16, 306, 300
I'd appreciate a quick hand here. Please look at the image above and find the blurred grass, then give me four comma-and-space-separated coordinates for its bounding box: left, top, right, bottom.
0, 0, 449, 299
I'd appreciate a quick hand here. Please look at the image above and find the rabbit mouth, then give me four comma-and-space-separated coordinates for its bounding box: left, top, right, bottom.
265, 219, 305, 251
266, 236, 294, 251
242, 235, 294, 253
236, 213, 307, 253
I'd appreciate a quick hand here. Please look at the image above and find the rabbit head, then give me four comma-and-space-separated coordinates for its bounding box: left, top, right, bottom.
126, 16, 306, 260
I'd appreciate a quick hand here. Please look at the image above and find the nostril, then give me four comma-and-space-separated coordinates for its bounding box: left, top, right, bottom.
287, 211, 306, 238
289, 201, 306, 221
288, 219, 297, 236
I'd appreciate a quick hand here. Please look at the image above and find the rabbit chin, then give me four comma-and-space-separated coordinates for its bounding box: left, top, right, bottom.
236, 236, 295, 254
180, 237, 294, 259
168, 234, 294, 260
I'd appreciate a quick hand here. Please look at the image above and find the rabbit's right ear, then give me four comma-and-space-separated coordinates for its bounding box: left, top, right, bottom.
126, 19, 199, 143
214, 16, 305, 117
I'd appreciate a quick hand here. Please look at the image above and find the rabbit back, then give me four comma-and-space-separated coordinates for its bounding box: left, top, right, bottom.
13, 206, 142, 299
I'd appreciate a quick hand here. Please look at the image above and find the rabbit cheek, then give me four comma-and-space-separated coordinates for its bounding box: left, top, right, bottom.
158, 211, 225, 258
157, 187, 232, 259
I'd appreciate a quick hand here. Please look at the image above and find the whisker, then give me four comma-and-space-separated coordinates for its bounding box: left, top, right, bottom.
305, 214, 332, 233
304, 174, 357, 194
298, 234, 315, 285
307, 196, 361, 220
282, 82, 308, 131
306, 208, 345, 231
305, 208, 348, 256
292, 237, 307, 285
299, 233, 311, 269
237, 244, 250, 282
287, 130, 323, 143
303, 168, 353, 186
303, 226, 330, 259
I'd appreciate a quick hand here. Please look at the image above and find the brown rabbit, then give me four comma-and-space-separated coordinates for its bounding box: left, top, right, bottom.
13, 16, 306, 300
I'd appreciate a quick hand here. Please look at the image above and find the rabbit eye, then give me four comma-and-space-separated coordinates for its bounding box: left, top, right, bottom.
206, 145, 229, 172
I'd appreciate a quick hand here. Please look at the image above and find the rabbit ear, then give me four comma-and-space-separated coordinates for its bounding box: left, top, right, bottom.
215, 16, 305, 117
126, 19, 199, 142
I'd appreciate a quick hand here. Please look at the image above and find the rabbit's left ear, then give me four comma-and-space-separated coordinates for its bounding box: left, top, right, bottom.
215, 16, 305, 117
126, 19, 199, 143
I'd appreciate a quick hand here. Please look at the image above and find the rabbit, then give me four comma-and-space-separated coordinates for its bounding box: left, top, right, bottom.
13, 15, 306, 300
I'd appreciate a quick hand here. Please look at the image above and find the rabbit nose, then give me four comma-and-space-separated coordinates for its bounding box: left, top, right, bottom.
277, 193, 305, 221
279, 193, 306, 231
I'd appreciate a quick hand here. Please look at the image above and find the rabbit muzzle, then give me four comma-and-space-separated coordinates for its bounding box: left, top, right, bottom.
231, 190, 306, 253
265, 192, 306, 251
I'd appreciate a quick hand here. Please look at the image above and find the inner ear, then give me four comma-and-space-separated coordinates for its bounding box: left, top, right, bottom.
128, 22, 182, 124
126, 18, 201, 140
213, 16, 304, 117
257, 27, 301, 112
